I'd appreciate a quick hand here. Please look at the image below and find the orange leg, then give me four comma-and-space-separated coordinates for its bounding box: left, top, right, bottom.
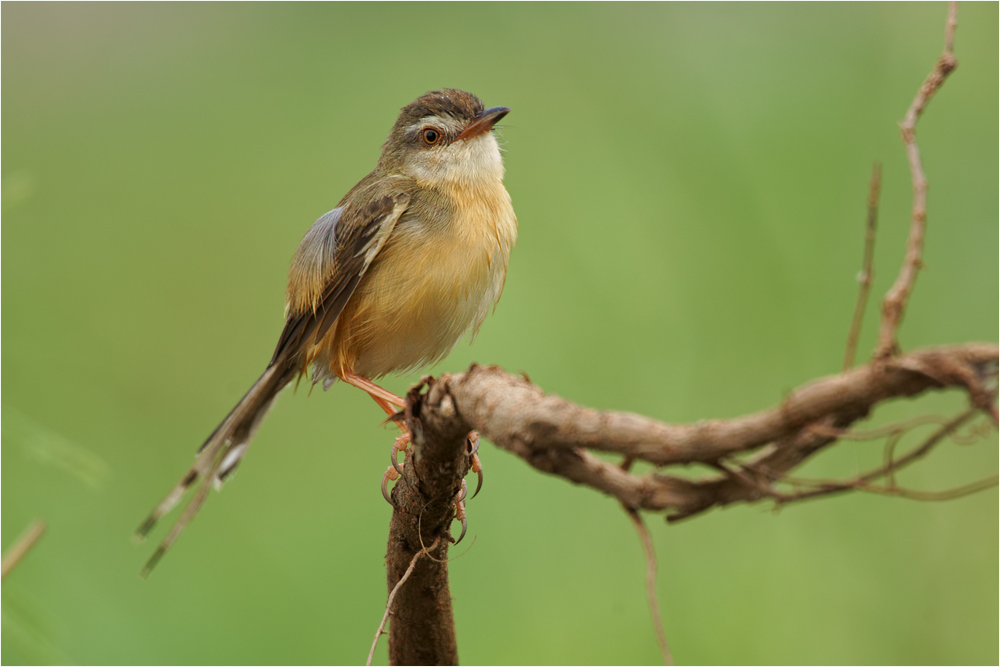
342, 371, 412, 480
341, 372, 413, 505
344, 372, 482, 514
341, 372, 405, 416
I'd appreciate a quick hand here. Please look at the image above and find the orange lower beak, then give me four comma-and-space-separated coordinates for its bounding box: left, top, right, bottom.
457, 106, 510, 141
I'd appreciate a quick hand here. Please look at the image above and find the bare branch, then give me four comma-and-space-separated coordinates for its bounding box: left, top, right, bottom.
810, 413, 959, 440
409, 344, 995, 522
869, 476, 999, 501
883, 430, 904, 491
381, 377, 475, 665
844, 161, 882, 371
876, 2, 959, 359
771, 408, 978, 504
620, 457, 673, 665
444, 344, 996, 468
944, 0, 958, 54
624, 507, 673, 666
367, 537, 441, 667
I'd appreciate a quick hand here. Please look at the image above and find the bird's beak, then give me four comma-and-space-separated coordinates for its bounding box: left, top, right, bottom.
456, 106, 510, 141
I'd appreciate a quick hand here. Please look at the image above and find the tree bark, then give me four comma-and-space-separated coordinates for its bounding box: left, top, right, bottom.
385, 379, 472, 666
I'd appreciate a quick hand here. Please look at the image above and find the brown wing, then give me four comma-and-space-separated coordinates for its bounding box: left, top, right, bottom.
137, 186, 412, 576
270, 189, 412, 368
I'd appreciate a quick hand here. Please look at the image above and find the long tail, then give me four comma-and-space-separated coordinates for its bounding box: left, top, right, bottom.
135, 360, 296, 577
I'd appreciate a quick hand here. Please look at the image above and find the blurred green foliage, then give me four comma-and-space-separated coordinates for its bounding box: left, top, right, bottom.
2, 3, 996, 664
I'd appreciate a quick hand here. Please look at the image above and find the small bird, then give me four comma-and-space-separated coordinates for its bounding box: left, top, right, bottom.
136, 89, 517, 576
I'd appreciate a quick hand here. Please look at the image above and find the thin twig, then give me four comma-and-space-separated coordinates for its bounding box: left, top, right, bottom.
366, 536, 442, 667
874, 407, 975, 476
621, 457, 674, 665
811, 405, 994, 446
944, 0, 957, 53
864, 475, 998, 501
775, 408, 976, 503
1, 520, 46, 581
844, 161, 881, 370
876, 2, 959, 358
809, 413, 953, 440
883, 431, 903, 490
790, 408, 975, 490
949, 418, 994, 445
714, 458, 780, 500
624, 508, 674, 666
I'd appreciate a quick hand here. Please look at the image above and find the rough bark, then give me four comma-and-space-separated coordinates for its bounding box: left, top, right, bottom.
384, 379, 472, 666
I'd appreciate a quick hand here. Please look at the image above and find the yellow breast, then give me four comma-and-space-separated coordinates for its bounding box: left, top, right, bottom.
327, 178, 517, 379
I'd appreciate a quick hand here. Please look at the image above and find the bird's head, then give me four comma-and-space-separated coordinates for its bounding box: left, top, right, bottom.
378, 89, 509, 187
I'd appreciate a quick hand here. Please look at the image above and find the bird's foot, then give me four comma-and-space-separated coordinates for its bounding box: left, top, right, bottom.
390, 431, 411, 476
454, 480, 468, 544
382, 463, 402, 505
467, 432, 484, 499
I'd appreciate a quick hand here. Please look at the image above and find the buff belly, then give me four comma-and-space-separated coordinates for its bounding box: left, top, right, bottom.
326, 198, 515, 379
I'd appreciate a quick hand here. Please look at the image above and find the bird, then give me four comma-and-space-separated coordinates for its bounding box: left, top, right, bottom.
136, 89, 517, 577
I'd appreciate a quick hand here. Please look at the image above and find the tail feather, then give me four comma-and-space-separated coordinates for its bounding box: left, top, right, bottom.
138, 447, 223, 578
135, 361, 294, 577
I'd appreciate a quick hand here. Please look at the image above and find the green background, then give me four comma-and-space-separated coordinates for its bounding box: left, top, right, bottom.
3, 3, 997, 664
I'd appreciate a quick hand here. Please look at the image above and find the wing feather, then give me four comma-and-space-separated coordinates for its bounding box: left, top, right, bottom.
271, 188, 411, 367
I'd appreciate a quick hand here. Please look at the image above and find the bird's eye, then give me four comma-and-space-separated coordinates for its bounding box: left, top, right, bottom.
421, 128, 441, 146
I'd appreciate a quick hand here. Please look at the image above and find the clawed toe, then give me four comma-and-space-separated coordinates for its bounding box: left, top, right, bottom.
391, 432, 411, 476
381, 465, 401, 505
454, 480, 468, 544
470, 452, 483, 499
467, 432, 484, 499
380, 428, 482, 542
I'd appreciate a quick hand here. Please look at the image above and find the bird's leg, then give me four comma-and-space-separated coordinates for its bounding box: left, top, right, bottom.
341, 372, 405, 415
340, 373, 410, 451
341, 373, 483, 509
360, 384, 411, 476
341, 372, 413, 504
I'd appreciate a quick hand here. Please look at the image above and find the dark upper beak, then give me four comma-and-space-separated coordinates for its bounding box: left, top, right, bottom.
456, 106, 510, 141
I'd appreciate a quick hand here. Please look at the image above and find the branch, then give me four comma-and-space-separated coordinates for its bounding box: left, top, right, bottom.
875, 1, 959, 359
368, 537, 441, 666
768, 407, 978, 504
381, 378, 473, 666
844, 161, 881, 371
412, 343, 996, 520
624, 507, 673, 666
